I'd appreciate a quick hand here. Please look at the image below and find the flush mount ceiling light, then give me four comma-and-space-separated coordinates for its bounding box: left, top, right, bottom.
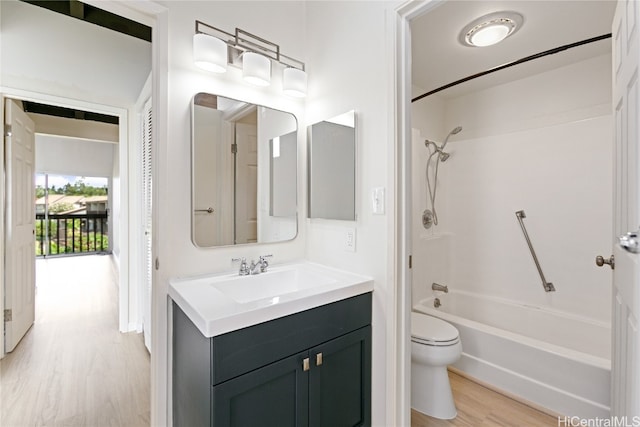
460, 11, 523, 47
194, 20, 307, 97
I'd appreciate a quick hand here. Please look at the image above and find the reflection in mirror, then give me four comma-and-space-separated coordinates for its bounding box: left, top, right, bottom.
308, 111, 356, 220
192, 93, 298, 247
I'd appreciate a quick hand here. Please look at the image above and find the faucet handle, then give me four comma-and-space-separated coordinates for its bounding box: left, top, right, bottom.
232, 257, 250, 275
259, 254, 273, 272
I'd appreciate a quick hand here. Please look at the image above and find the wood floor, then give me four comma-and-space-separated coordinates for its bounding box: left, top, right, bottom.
0, 255, 150, 427
412, 371, 558, 427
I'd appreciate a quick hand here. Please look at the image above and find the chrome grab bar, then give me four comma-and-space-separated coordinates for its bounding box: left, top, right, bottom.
515, 210, 555, 292
194, 207, 214, 214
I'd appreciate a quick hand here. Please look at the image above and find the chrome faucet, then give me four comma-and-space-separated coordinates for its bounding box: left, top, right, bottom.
249, 254, 273, 275
234, 255, 273, 276
431, 282, 448, 293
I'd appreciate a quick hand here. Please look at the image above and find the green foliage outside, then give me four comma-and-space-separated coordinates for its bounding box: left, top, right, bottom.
35, 179, 109, 256
36, 179, 107, 198
35, 217, 109, 256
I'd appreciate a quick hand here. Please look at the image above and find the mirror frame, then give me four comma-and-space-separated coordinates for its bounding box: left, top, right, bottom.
190, 93, 299, 248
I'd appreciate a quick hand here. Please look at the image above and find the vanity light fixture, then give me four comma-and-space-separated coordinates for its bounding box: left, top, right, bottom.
194, 20, 307, 97
460, 11, 523, 47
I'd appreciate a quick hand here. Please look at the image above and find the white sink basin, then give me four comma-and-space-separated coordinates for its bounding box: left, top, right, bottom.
169, 261, 373, 337
211, 268, 337, 304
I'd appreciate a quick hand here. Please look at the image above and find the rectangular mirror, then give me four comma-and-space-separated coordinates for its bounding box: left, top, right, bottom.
191, 93, 298, 247
308, 110, 356, 220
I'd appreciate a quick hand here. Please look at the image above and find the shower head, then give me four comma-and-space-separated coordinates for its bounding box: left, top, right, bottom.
441, 126, 462, 151
439, 151, 450, 162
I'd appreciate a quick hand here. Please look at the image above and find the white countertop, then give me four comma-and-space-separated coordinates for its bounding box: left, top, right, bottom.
169, 261, 374, 337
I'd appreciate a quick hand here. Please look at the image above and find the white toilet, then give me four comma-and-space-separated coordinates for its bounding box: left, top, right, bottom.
411, 311, 462, 420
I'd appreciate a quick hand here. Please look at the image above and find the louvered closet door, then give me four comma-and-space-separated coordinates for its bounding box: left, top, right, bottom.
142, 98, 153, 352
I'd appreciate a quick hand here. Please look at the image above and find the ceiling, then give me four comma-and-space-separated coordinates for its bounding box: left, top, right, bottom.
411, 1, 616, 100
21, 0, 151, 42
15, 0, 151, 124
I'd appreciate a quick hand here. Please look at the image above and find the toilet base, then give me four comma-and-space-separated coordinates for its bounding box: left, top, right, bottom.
411, 364, 457, 420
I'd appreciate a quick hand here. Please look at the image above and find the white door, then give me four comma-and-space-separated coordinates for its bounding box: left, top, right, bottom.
235, 122, 258, 244
4, 99, 36, 353
141, 98, 152, 353
611, 0, 640, 418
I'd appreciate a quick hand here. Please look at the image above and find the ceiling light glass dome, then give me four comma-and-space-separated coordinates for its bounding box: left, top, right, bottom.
460, 12, 523, 47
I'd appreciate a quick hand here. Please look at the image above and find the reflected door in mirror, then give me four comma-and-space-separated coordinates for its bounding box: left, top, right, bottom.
191, 93, 298, 247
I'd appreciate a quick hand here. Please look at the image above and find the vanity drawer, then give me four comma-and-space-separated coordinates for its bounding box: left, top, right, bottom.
211, 292, 371, 384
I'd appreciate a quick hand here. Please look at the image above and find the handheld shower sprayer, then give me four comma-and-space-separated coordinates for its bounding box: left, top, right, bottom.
441, 126, 462, 151
423, 126, 462, 228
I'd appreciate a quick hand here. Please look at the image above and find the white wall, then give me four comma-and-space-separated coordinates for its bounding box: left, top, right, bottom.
412, 53, 613, 323
0, 0, 150, 107
304, 2, 399, 425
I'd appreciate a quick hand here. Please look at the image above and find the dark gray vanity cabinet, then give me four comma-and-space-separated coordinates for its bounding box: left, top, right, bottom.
173, 292, 372, 427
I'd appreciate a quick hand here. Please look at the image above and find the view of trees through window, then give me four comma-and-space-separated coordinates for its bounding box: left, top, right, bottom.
36, 174, 110, 256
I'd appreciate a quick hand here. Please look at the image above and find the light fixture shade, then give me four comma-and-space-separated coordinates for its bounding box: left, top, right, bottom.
460, 12, 523, 48
283, 68, 307, 98
193, 33, 227, 73
469, 22, 511, 47
242, 52, 271, 86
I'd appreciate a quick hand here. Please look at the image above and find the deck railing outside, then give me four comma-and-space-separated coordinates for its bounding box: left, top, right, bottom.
36, 212, 109, 256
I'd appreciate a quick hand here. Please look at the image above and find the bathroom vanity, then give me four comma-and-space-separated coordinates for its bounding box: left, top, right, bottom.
170, 262, 373, 427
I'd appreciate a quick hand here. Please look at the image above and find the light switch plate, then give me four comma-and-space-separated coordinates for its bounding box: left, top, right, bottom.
345, 228, 356, 252
372, 187, 385, 215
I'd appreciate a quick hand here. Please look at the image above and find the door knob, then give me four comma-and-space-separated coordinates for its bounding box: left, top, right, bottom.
595, 255, 615, 269
619, 231, 640, 254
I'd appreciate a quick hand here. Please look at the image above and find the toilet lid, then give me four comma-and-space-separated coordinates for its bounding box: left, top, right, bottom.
411, 312, 459, 344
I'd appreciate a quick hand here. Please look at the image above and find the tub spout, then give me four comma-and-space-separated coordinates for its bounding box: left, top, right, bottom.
432, 282, 448, 293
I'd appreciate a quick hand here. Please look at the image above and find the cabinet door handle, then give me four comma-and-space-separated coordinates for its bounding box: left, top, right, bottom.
316, 353, 323, 366
303, 358, 310, 371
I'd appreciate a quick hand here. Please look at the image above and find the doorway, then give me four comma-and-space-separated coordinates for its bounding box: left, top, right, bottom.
395, 0, 625, 424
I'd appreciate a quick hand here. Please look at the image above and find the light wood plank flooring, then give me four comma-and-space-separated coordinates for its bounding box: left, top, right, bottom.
412, 371, 558, 427
0, 255, 150, 427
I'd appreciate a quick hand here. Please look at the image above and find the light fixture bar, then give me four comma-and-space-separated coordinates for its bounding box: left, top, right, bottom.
195, 20, 305, 72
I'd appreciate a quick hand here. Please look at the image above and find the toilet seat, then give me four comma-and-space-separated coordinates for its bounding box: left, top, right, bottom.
411, 312, 460, 347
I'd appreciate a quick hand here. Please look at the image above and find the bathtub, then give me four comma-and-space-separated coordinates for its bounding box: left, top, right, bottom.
413, 290, 611, 418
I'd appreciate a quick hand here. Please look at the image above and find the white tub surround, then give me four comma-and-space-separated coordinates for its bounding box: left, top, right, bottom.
414, 291, 611, 419
169, 261, 374, 337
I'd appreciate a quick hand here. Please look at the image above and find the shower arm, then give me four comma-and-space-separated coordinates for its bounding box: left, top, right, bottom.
515, 210, 556, 292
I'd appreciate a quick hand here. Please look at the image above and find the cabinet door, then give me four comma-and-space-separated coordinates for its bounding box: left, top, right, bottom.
308, 326, 371, 427
212, 351, 309, 427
